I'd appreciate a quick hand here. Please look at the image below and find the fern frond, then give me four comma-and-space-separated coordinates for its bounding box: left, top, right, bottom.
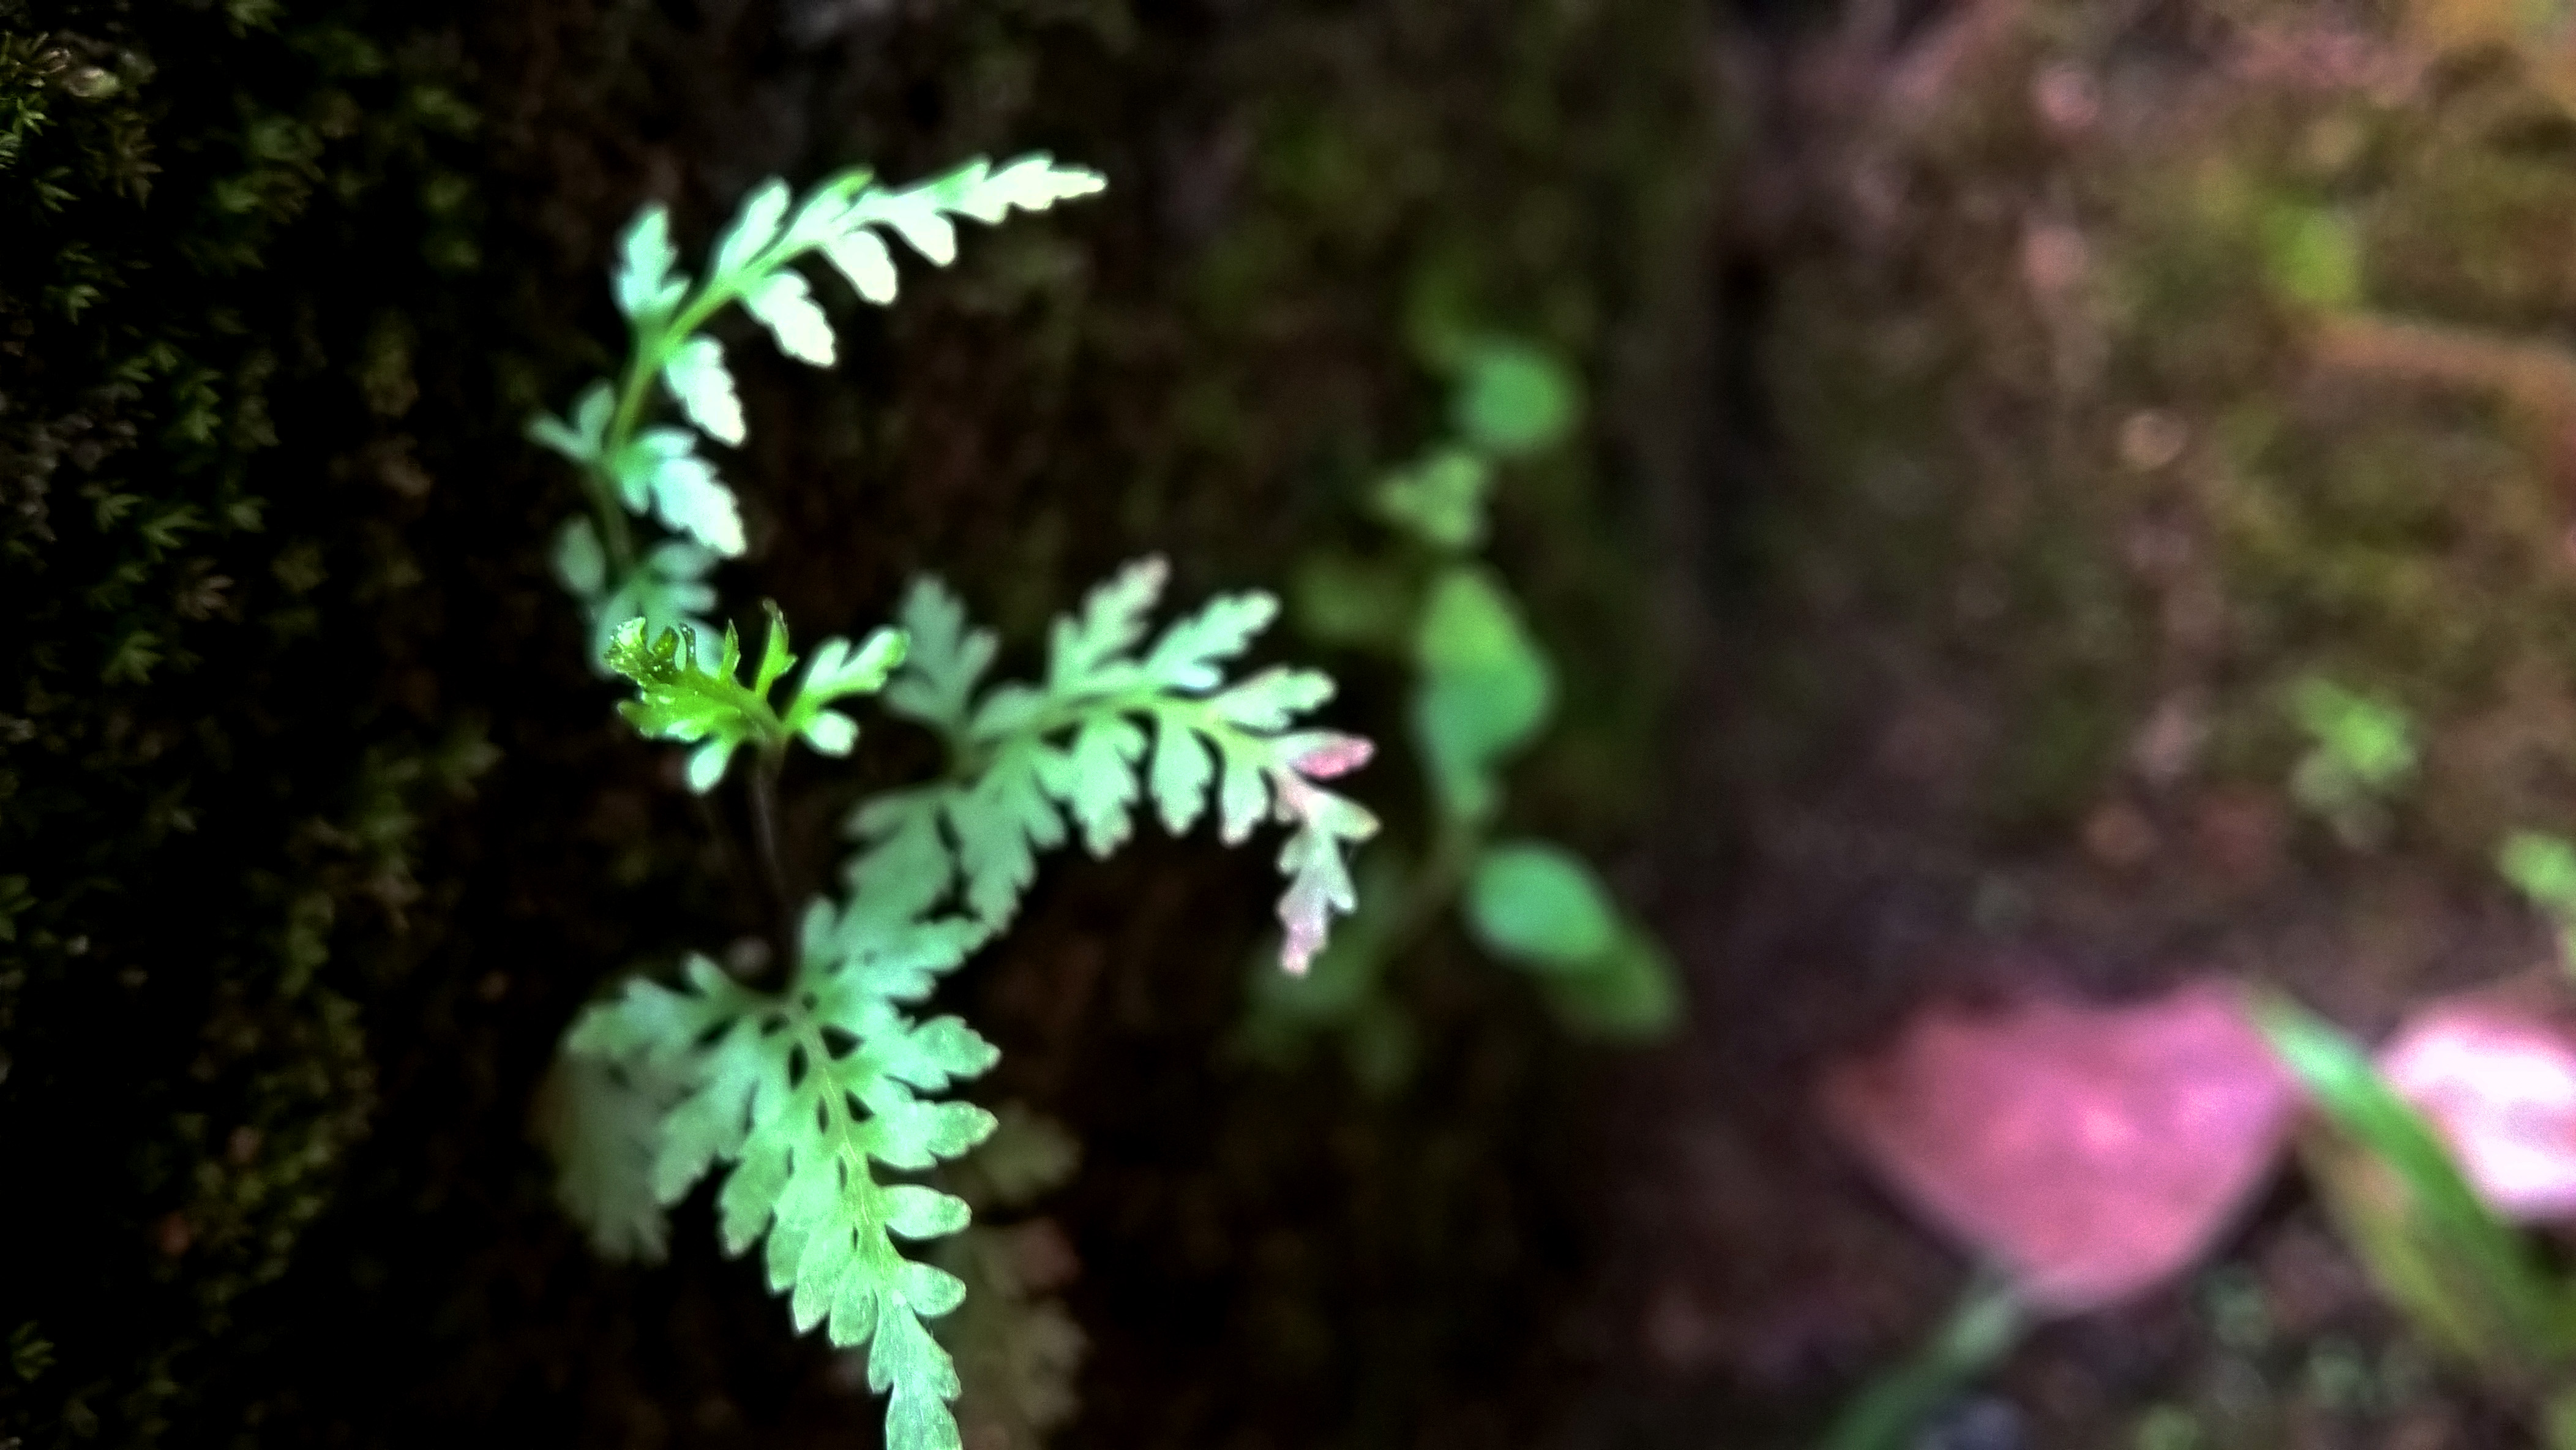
851, 558, 1378, 971
533, 153, 1106, 661
564, 899, 998, 1450
535, 1052, 681, 1262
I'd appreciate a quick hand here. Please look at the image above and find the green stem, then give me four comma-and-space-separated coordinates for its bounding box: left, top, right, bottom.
1374, 814, 1480, 965
1819, 1272, 2027, 1450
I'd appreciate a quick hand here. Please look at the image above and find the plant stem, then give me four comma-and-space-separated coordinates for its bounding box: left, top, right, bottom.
1375, 816, 1481, 964
1819, 1272, 2026, 1450
744, 749, 799, 977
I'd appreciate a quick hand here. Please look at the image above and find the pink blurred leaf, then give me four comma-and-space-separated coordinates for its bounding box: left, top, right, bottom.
1820, 980, 2299, 1312
2379, 986, 2576, 1224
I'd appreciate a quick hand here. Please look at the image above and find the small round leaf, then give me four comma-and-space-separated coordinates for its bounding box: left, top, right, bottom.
1466, 841, 1617, 969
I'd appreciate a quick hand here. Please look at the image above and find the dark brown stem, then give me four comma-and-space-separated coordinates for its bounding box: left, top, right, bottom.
744, 752, 799, 978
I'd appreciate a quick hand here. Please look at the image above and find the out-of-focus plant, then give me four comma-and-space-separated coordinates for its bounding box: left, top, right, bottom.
2253, 994, 2576, 1447
2286, 677, 2418, 849
1245, 336, 1678, 1085
526, 155, 1378, 1450
1816, 982, 2304, 1448
1818, 1274, 2026, 1450
2501, 832, 2576, 970
923, 1103, 1087, 1450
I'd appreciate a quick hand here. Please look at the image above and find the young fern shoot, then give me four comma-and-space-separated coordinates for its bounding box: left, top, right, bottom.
530, 152, 1375, 1450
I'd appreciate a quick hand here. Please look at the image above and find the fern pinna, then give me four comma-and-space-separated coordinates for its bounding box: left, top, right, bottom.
528, 154, 1376, 1450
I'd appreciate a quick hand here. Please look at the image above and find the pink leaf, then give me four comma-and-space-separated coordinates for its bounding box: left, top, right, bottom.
1290, 734, 1372, 781
1819, 980, 2299, 1312
2379, 985, 2576, 1224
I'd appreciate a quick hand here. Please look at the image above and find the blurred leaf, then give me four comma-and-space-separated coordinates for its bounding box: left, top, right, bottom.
2263, 204, 2363, 310
1466, 840, 1617, 971
2290, 677, 2415, 789
945, 1103, 1080, 1213
2287, 677, 2415, 848
930, 1220, 1086, 1450
1451, 339, 1578, 457
1412, 565, 1553, 824
1402, 249, 1481, 370
2504, 833, 2576, 915
2255, 995, 2576, 1380
2501, 833, 2576, 972
2504, 829, 2576, 973
534, 1052, 678, 1261
1371, 447, 1491, 550
1543, 923, 1683, 1039
1243, 851, 1407, 1042
1290, 550, 1417, 652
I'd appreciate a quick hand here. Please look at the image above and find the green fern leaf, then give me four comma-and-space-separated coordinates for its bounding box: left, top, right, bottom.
785, 628, 910, 756
612, 426, 744, 555
1370, 447, 1491, 551
823, 228, 902, 305
528, 381, 614, 465
951, 738, 1070, 925
536, 1053, 679, 1261
1048, 557, 1166, 691
564, 901, 1000, 1450
553, 517, 608, 598
1413, 565, 1553, 825
663, 335, 745, 446
711, 178, 792, 280
846, 787, 963, 926
845, 558, 1376, 967
583, 541, 720, 666
743, 269, 836, 366
884, 576, 1000, 732
613, 206, 687, 321
605, 618, 769, 792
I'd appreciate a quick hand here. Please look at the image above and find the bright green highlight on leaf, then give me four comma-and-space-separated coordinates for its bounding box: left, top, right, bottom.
605, 605, 904, 793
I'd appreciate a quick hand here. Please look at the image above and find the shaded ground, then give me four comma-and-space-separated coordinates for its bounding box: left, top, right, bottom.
1576, 2, 2576, 1446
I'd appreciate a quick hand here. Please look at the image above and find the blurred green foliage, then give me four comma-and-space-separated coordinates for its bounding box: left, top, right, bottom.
2287, 678, 2419, 848
2503, 831, 2576, 969
2256, 995, 2576, 1444
1249, 337, 1676, 1087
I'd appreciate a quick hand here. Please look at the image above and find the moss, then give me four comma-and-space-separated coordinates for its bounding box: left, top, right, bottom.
0, 0, 482, 1441
1750, 0, 2576, 877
